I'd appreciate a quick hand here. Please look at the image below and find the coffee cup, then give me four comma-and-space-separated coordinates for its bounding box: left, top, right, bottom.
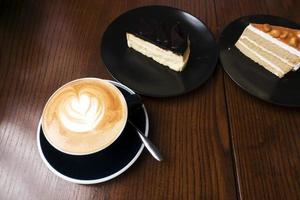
41, 78, 128, 155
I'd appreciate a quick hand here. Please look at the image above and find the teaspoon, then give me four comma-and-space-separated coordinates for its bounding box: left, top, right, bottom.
128, 120, 163, 162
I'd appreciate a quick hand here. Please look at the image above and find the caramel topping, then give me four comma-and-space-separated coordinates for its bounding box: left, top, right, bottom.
263, 24, 272, 32
289, 37, 298, 47
252, 23, 300, 50
270, 29, 280, 37
279, 31, 289, 39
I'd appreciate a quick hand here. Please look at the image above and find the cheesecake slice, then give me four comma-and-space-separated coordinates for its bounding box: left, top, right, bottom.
126, 19, 190, 72
235, 23, 300, 78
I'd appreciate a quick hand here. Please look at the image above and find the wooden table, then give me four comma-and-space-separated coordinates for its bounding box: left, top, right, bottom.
1, 0, 299, 199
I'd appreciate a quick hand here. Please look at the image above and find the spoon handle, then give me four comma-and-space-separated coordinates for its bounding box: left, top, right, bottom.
128, 120, 163, 162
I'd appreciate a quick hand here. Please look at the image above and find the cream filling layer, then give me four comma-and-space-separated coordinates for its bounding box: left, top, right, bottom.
238, 40, 285, 74
247, 24, 300, 57
126, 33, 189, 71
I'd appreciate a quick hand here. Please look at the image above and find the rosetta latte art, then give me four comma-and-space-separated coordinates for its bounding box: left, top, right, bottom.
59, 91, 105, 132
42, 78, 128, 155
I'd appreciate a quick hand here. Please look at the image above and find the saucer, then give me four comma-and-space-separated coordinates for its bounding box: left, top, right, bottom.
37, 81, 149, 184
101, 6, 218, 97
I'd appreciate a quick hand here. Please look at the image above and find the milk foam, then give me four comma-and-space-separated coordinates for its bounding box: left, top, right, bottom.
59, 92, 105, 132
42, 78, 128, 155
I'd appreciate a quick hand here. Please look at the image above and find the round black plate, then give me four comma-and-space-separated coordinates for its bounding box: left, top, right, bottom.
220, 15, 300, 106
101, 6, 218, 97
37, 81, 149, 184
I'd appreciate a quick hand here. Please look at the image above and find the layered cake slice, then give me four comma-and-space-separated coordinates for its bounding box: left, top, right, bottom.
235, 23, 300, 78
126, 19, 190, 72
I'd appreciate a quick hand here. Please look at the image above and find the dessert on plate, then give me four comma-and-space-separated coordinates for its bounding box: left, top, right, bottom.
126, 19, 190, 72
235, 23, 300, 78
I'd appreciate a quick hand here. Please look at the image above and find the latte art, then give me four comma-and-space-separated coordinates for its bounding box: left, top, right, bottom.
59, 90, 105, 132
42, 78, 128, 155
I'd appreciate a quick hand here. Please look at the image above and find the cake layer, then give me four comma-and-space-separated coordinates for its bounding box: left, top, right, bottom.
236, 40, 286, 77
127, 33, 190, 71
240, 36, 297, 69
238, 37, 295, 72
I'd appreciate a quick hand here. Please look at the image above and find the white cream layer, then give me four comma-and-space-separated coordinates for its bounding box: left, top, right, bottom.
247, 24, 300, 57
238, 40, 285, 75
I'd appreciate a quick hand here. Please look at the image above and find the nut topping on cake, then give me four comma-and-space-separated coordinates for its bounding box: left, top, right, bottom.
263, 24, 271, 32
279, 31, 289, 39
270, 29, 280, 37
289, 37, 298, 47
253, 23, 300, 50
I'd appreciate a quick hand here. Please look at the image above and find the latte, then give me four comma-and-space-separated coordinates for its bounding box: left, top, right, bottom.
42, 78, 128, 155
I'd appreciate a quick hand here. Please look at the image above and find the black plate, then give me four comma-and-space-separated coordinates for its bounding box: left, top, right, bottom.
37, 81, 149, 184
220, 15, 300, 106
101, 6, 218, 97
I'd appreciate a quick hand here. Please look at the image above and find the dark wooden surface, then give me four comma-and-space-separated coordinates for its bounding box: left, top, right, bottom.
0, 0, 299, 199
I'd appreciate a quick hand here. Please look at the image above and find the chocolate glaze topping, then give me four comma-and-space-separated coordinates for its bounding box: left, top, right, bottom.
128, 19, 189, 55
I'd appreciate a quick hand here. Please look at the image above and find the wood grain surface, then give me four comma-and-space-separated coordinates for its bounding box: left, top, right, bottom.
0, 0, 299, 200
215, 0, 300, 199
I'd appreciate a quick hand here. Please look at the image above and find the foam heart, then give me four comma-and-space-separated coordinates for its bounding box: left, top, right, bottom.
59, 92, 104, 133
70, 94, 90, 114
